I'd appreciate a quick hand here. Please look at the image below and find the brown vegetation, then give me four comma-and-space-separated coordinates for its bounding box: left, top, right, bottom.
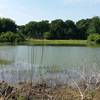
0, 81, 100, 100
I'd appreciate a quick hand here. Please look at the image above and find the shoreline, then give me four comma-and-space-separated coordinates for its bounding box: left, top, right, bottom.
0, 39, 100, 47
0, 40, 87, 46
20, 39, 88, 46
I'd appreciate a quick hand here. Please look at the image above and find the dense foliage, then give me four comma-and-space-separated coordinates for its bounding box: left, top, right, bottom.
0, 18, 17, 33
0, 18, 24, 43
21, 16, 100, 40
0, 32, 24, 43
87, 33, 100, 44
0, 16, 100, 43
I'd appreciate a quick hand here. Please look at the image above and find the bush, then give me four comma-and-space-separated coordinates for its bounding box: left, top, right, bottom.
0, 32, 25, 43
96, 38, 100, 44
87, 33, 100, 44
43, 32, 51, 39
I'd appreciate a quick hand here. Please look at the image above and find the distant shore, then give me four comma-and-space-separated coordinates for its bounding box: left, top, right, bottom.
19, 39, 87, 46
0, 39, 100, 47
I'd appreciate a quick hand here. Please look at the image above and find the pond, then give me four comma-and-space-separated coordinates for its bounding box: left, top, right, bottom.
0, 46, 100, 86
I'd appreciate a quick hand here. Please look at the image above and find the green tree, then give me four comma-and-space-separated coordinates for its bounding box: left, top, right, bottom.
76, 19, 91, 39
0, 32, 24, 43
43, 32, 51, 39
24, 20, 50, 39
0, 18, 17, 33
24, 21, 38, 38
87, 33, 100, 44
18, 25, 25, 35
65, 20, 78, 39
87, 16, 100, 35
36, 20, 50, 39
50, 19, 65, 39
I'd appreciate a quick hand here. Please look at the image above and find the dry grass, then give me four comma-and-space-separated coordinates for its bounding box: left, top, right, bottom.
0, 81, 100, 100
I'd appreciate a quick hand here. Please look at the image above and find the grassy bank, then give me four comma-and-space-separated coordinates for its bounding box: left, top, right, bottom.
1, 39, 100, 47
20, 39, 87, 46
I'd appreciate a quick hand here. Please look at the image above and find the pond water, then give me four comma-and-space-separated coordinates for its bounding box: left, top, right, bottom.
0, 46, 100, 86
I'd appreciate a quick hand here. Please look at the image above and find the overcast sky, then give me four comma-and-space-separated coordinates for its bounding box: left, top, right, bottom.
0, 0, 100, 25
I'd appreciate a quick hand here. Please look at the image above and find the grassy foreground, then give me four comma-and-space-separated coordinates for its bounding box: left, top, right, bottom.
20, 39, 87, 46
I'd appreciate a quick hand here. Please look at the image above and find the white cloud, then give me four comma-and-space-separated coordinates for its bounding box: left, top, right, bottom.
0, 0, 99, 24
62, 0, 100, 4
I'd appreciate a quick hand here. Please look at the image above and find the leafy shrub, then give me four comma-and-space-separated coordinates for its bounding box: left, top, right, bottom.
0, 32, 25, 43
43, 32, 51, 39
87, 33, 100, 44
95, 38, 100, 44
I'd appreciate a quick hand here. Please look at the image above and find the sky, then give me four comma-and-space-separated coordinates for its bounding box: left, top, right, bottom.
0, 0, 100, 25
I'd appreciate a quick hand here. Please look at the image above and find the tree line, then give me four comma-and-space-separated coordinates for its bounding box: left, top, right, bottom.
0, 16, 100, 43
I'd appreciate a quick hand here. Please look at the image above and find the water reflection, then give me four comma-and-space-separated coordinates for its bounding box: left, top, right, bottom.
0, 46, 100, 86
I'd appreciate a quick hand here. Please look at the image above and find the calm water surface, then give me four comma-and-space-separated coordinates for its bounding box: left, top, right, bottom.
0, 46, 100, 85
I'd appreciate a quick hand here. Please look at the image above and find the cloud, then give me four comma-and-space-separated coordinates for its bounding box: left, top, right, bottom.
62, 0, 100, 4
0, 0, 100, 24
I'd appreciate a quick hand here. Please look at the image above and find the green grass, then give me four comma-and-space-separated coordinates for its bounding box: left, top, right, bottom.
46, 65, 64, 73
0, 59, 12, 65
20, 39, 87, 46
